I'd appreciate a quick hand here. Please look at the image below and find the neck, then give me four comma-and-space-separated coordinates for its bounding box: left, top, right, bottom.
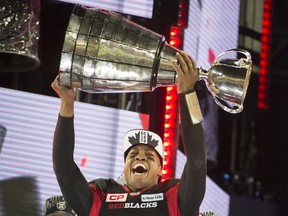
125, 183, 156, 192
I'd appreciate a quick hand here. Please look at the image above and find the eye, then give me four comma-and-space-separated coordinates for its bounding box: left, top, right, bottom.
128, 152, 137, 158
147, 154, 155, 161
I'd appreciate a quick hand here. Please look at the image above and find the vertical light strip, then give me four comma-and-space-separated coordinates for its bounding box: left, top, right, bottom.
258, 0, 273, 109
177, 0, 189, 28
162, 86, 178, 179
161, 5, 187, 178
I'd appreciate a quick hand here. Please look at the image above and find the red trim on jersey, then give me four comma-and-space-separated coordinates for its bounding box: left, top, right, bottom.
165, 182, 181, 215
89, 184, 103, 216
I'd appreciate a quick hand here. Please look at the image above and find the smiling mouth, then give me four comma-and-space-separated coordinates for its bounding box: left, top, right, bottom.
132, 164, 147, 175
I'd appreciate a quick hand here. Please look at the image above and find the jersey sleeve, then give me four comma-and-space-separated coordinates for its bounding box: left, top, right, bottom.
53, 115, 92, 216
177, 93, 207, 216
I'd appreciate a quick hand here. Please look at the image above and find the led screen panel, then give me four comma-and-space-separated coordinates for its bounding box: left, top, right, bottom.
184, 0, 241, 68
57, 0, 154, 18
176, 150, 230, 216
0, 87, 149, 215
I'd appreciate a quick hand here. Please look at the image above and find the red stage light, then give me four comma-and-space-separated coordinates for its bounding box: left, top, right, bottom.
162, 84, 178, 180
162, 169, 167, 175
177, 0, 189, 28
257, 0, 273, 110
161, 5, 188, 179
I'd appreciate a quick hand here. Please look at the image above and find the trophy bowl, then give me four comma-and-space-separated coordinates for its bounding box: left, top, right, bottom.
198, 49, 252, 113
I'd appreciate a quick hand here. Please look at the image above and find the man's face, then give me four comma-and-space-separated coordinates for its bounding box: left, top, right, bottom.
123, 144, 162, 191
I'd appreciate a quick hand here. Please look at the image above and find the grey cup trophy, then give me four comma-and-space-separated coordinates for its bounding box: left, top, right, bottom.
59, 5, 252, 114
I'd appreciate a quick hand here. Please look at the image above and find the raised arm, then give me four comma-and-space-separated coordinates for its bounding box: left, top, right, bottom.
51, 76, 92, 215
172, 52, 207, 216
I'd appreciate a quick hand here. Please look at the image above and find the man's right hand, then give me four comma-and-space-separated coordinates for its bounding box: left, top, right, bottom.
171, 51, 199, 94
51, 75, 76, 117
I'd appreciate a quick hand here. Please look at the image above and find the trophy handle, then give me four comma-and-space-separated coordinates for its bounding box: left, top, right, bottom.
212, 95, 243, 114
216, 48, 252, 62
212, 48, 250, 114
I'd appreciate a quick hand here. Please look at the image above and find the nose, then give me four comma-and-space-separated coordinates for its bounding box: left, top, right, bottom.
136, 150, 147, 161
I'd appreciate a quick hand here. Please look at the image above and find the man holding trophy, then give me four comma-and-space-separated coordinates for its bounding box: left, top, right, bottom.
51, 51, 207, 216
52, 4, 251, 216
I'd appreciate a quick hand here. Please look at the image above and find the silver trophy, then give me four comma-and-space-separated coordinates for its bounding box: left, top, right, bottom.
59, 5, 252, 114
0, 0, 40, 73
198, 49, 252, 113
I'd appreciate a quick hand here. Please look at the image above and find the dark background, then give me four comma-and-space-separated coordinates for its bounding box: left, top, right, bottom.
214, 0, 288, 214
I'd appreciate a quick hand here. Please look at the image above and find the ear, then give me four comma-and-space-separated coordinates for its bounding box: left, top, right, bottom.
157, 165, 163, 177
123, 165, 127, 173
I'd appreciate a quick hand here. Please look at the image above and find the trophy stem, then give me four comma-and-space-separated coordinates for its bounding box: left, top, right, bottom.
198, 67, 209, 81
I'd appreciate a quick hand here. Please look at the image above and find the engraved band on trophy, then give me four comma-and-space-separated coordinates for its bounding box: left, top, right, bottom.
59, 5, 252, 114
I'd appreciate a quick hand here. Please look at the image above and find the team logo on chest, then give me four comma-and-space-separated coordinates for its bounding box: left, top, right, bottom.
106, 193, 128, 202
129, 191, 140, 196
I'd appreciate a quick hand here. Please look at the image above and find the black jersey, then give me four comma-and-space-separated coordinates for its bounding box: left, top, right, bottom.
89, 178, 180, 216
